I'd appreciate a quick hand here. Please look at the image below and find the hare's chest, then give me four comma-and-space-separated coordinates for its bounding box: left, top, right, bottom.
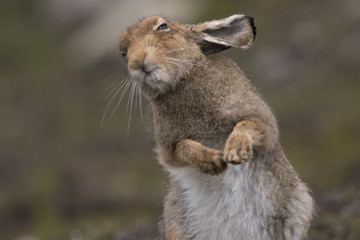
154, 115, 231, 150
153, 91, 230, 141
170, 162, 275, 240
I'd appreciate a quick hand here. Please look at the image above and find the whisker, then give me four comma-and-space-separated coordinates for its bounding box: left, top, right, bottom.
118, 80, 133, 108
90, 74, 119, 105
89, 65, 123, 83
134, 82, 138, 110
106, 71, 128, 85
104, 80, 121, 93
164, 47, 197, 55
134, 82, 141, 112
107, 79, 132, 121
126, 82, 137, 134
161, 59, 187, 71
101, 78, 131, 126
104, 77, 129, 101
99, 68, 126, 86
137, 82, 144, 121
164, 57, 202, 65
164, 57, 206, 67
126, 82, 136, 115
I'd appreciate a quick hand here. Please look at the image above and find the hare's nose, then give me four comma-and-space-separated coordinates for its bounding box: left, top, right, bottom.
141, 65, 153, 73
128, 50, 147, 71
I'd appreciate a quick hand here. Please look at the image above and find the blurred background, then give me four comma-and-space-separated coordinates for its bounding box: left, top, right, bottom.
1, 0, 359, 239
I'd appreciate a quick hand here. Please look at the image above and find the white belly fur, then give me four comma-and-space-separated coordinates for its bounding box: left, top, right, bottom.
168, 158, 277, 240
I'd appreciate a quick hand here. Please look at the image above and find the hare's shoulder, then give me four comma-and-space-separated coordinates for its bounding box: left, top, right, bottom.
207, 54, 245, 73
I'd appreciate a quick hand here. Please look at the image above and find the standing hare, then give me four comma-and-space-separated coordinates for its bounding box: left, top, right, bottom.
119, 14, 314, 240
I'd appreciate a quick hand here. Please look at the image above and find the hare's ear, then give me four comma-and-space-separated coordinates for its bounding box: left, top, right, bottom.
190, 14, 256, 55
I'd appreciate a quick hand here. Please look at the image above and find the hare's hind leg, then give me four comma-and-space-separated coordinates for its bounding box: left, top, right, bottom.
283, 215, 313, 240
167, 230, 183, 240
162, 180, 189, 240
283, 185, 314, 239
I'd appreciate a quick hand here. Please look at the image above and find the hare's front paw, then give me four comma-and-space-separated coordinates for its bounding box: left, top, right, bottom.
224, 131, 253, 165
195, 149, 227, 175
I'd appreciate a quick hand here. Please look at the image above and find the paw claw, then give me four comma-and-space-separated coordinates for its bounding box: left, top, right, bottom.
224, 132, 253, 165
197, 149, 227, 175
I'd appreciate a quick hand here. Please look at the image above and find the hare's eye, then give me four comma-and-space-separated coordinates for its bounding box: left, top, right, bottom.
157, 23, 168, 31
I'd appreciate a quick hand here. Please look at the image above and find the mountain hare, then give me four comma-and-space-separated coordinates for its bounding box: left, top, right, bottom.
119, 14, 314, 240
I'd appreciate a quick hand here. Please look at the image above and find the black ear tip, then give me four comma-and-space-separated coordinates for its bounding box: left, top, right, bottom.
247, 16, 257, 40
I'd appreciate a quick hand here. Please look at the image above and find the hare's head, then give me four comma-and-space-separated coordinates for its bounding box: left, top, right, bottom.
119, 14, 256, 99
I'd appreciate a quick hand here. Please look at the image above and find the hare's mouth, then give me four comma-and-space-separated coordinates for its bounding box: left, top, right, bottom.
144, 66, 160, 79
131, 66, 160, 82
130, 65, 174, 93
